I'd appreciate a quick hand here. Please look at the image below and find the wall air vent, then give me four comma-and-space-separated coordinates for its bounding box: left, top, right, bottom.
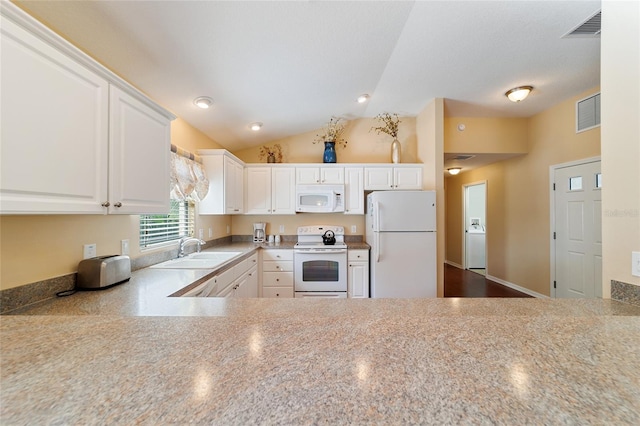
576, 92, 600, 133
452, 155, 475, 161
563, 10, 601, 38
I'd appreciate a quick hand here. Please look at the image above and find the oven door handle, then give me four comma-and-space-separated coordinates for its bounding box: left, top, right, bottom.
294, 249, 347, 254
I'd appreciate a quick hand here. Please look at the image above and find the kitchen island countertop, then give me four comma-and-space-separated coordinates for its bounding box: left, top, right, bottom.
2, 248, 640, 424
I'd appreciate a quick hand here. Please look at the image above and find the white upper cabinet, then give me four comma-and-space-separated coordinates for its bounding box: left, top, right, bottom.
0, 5, 174, 215
364, 166, 423, 190
296, 166, 344, 184
0, 15, 109, 214
199, 150, 245, 215
109, 86, 170, 214
245, 166, 295, 215
344, 167, 364, 215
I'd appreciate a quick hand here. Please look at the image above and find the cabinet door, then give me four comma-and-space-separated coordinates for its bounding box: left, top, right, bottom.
295, 167, 320, 184
364, 168, 394, 190
394, 167, 423, 190
224, 157, 243, 214
271, 167, 296, 214
320, 167, 344, 184
245, 167, 272, 214
344, 167, 364, 214
1, 17, 109, 214
109, 86, 170, 214
245, 266, 259, 298
348, 262, 369, 298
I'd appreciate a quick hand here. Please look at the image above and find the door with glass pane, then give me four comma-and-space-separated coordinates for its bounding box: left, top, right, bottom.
554, 160, 602, 298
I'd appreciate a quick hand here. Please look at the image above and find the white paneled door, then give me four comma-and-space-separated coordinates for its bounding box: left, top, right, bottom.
554, 160, 602, 298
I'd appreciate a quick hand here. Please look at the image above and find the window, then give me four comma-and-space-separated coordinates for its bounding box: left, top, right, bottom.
139, 200, 194, 249
569, 176, 583, 191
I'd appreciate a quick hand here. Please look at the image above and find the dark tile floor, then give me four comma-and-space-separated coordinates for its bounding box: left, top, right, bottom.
444, 264, 533, 298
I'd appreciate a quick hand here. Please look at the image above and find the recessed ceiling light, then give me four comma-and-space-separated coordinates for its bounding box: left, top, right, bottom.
505, 86, 533, 102
448, 168, 462, 175
357, 94, 370, 103
194, 96, 213, 109
249, 122, 263, 131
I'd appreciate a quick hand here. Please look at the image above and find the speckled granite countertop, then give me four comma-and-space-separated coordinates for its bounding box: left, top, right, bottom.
2, 243, 639, 424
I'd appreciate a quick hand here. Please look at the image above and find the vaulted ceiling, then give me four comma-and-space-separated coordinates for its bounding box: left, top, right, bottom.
15, 1, 601, 153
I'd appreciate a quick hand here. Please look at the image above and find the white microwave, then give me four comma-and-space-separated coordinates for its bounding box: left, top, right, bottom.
295, 184, 345, 213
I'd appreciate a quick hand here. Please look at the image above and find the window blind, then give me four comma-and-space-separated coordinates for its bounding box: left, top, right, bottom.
139, 200, 194, 248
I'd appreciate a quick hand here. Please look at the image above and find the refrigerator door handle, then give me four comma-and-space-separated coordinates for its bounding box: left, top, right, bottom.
374, 201, 381, 262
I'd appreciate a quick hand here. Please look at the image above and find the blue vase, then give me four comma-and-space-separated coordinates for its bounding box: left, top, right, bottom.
323, 141, 337, 163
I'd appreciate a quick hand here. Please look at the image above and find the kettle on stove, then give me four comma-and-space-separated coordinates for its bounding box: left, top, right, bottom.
322, 230, 336, 245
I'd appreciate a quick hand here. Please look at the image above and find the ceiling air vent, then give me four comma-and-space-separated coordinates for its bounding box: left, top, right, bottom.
576, 93, 600, 133
563, 10, 601, 38
452, 155, 475, 161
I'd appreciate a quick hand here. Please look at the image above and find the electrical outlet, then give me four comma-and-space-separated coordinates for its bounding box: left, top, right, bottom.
121, 239, 129, 256
351, 225, 357, 233
198, 229, 204, 240
279, 225, 285, 233
208, 228, 213, 238
226, 225, 230, 234
83, 243, 97, 259
632, 251, 640, 277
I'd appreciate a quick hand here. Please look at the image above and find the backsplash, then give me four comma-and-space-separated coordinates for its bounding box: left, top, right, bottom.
611, 280, 640, 307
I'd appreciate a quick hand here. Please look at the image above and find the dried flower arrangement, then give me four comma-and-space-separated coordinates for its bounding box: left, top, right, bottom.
313, 116, 348, 147
258, 143, 283, 163
371, 112, 401, 140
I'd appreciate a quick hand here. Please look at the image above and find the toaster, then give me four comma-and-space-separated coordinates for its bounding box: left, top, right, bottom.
77, 255, 131, 289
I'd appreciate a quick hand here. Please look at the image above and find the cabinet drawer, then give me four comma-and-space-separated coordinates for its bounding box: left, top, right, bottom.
262, 260, 293, 272
263, 272, 293, 287
262, 287, 294, 298
348, 250, 369, 262
246, 253, 259, 268
262, 250, 293, 261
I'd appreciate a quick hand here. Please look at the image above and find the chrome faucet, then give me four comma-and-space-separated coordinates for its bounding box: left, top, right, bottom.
178, 237, 206, 258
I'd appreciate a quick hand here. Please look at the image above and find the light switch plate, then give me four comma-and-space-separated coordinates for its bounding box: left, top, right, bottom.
83, 243, 97, 259
121, 239, 129, 256
632, 251, 640, 277
198, 229, 204, 240
351, 225, 357, 233
279, 225, 285, 233
209, 228, 213, 238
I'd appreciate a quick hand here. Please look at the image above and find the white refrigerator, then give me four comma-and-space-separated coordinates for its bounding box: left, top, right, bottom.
366, 191, 437, 298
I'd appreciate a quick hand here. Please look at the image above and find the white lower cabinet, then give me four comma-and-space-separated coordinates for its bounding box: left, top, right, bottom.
348, 249, 370, 298
261, 249, 294, 298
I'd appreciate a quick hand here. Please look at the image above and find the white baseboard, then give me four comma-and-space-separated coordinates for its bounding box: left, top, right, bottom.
485, 275, 549, 299
445, 260, 463, 269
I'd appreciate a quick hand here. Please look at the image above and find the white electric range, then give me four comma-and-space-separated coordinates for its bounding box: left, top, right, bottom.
293, 226, 348, 298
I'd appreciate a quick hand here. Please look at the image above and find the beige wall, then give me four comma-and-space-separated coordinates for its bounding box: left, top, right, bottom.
444, 88, 601, 296
601, 0, 640, 294
232, 214, 365, 238
234, 117, 418, 164
0, 118, 226, 290
444, 117, 528, 154
416, 98, 445, 297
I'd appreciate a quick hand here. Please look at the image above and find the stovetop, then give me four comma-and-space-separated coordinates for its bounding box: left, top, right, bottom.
295, 225, 346, 250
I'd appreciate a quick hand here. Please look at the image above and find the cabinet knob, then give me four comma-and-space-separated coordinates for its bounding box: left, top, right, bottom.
114, 202, 122, 208
276, 293, 280, 297
101, 201, 110, 207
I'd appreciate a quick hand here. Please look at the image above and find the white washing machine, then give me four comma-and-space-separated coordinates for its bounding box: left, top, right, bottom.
466, 225, 486, 269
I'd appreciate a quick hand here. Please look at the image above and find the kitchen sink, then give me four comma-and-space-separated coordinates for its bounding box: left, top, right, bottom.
150, 252, 242, 269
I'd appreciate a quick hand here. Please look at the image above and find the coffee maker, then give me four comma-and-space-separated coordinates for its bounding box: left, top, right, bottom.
253, 222, 266, 243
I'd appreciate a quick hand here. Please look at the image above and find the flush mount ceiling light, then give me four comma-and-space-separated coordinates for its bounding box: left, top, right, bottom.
448, 168, 462, 175
193, 96, 213, 109
249, 122, 263, 131
356, 94, 370, 103
505, 86, 533, 102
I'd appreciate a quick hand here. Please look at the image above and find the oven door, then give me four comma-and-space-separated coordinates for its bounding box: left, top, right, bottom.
294, 249, 347, 292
